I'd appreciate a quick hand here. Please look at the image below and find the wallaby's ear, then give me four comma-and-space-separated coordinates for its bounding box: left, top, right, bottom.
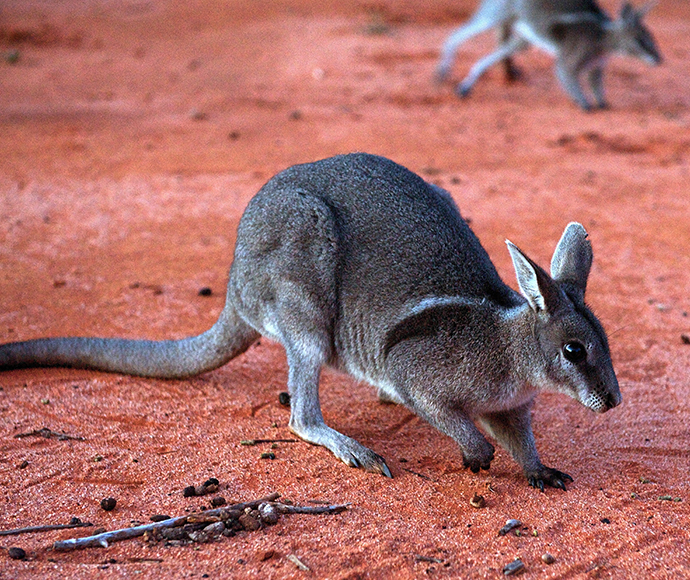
620, 2, 636, 22
636, 0, 656, 18
506, 241, 562, 314
550, 222, 592, 297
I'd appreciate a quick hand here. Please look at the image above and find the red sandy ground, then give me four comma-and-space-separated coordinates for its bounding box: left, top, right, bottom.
1, 1, 689, 578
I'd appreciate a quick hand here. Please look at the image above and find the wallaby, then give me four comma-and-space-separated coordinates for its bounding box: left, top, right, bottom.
0, 154, 621, 490
436, 0, 662, 110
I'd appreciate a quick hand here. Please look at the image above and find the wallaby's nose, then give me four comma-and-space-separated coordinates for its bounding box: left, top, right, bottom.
606, 390, 622, 410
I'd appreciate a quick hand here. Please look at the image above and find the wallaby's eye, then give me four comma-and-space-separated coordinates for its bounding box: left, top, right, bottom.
563, 341, 587, 363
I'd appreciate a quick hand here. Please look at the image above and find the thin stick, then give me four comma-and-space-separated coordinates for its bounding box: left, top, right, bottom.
14, 427, 85, 441
273, 503, 350, 515
0, 521, 92, 537
53, 493, 281, 551
239, 439, 299, 446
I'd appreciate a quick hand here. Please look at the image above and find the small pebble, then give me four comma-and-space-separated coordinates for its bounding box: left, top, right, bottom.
210, 496, 226, 507
100, 497, 117, 511
469, 493, 486, 508
150, 514, 171, 522
258, 502, 279, 525
8, 547, 26, 560
278, 392, 291, 407
498, 519, 522, 536
183, 485, 197, 498
681, 334, 690, 345
542, 553, 556, 565
260, 452, 276, 460
17, 460, 29, 469
503, 558, 525, 576
4, 49, 20, 64
198, 287, 212, 297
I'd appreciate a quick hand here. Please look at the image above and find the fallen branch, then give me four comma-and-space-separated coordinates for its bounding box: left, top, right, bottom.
0, 518, 92, 537
53, 493, 280, 551
14, 427, 85, 441
53, 493, 349, 552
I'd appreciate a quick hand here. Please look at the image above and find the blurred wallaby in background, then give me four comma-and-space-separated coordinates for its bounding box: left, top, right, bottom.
436, 0, 662, 110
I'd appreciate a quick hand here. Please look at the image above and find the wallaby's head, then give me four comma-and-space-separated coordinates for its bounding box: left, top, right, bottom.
506, 223, 621, 414
615, 2, 662, 65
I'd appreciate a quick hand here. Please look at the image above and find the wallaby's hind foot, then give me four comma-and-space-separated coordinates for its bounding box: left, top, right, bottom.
290, 420, 392, 477
526, 466, 573, 492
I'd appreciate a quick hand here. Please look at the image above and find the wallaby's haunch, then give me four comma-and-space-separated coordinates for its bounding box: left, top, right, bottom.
0, 154, 621, 490
436, 0, 662, 110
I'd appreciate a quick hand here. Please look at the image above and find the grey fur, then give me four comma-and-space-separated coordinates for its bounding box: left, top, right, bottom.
0, 154, 621, 489
436, 0, 662, 110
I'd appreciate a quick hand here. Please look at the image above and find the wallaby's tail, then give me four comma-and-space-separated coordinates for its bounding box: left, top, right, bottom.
0, 304, 259, 379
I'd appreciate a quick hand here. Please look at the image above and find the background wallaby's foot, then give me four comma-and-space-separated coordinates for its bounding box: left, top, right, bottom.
290, 422, 392, 477
525, 465, 573, 492
503, 58, 522, 82
456, 82, 473, 99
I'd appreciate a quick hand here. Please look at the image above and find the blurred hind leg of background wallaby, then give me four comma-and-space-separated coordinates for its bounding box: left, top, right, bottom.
436, 4, 502, 81
555, 58, 591, 110
497, 21, 521, 81
457, 35, 527, 96
588, 66, 607, 109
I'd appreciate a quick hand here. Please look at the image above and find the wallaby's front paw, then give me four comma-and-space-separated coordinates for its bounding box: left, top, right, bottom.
526, 466, 573, 492
462, 442, 495, 473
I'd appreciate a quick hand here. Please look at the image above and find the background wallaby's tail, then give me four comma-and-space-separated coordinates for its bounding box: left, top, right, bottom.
0, 304, 259, 379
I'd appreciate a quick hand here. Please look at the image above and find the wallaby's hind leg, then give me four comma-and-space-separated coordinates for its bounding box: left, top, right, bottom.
555, 58, 592, 110
436, 7, 504, 82
457, 35, 528, 97
479, 402, 573, 491
497, 21, 522, 81
286, 342, 391, 476
588, 66, 607, 109
229, 187, 391, 477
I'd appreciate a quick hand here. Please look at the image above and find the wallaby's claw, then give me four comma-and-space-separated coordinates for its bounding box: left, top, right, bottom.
527, 467, 573, 492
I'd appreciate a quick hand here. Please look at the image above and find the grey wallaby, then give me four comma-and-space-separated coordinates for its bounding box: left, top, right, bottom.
0, 154, 621, 490
436, 0, 662, 110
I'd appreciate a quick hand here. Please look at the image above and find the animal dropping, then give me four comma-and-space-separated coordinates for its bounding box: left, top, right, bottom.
0, 153, 621, 490
436, 0, 662, 110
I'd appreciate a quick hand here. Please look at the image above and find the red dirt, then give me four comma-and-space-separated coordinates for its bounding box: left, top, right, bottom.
1, 1, 689, 578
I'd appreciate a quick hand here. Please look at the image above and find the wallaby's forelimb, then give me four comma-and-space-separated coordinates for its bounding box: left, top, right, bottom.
0, 304, 259, 379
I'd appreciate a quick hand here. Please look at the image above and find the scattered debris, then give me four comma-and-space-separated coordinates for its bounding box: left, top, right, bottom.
639, 477, 652, 484
415, 555, 444, 563
13, 427, 84, 441
542, 553, 556, 565
498, 519, 522, 536
469, 493, 486, 509
8, 547, 26, 560
4, 49, 20, 64
0, 517, 91, 537
658, 496, 682, 502
503, 558, 525, 575
183, 478, 219, 497
53, 493, 348, 551
287, 554, 310, 572
260, 452, 276, 460
100, 498, 117, 512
